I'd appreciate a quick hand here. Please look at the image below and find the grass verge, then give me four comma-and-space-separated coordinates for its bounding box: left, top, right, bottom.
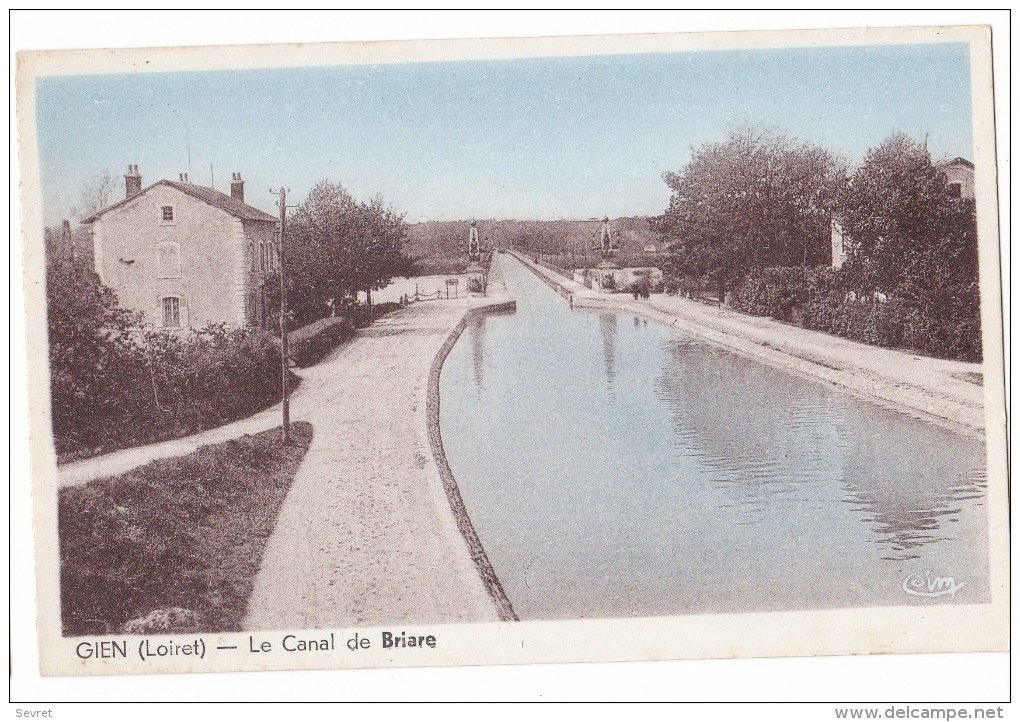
59, 422, 313, 636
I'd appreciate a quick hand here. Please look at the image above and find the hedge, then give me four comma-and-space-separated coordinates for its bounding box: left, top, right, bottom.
288, 301, 403, 366
731, 267, 981, 362
288, 316, 355, 367
52, 325, 289, 462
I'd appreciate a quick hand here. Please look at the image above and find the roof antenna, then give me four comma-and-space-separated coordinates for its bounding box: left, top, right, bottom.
185, 122, 193, 179
210, 163, 214, 189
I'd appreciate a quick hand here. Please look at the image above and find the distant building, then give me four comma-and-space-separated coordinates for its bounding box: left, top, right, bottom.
83, 166, 279, 329
830, 217, 848, 270
937, 157, 975, 200
831, 157, 974, 269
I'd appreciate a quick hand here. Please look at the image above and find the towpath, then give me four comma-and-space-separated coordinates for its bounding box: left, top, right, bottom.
511, 251, 987, 436
243, 292, 513, 629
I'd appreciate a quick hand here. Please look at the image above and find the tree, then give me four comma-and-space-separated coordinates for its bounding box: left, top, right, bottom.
288, 180, 413, 317
351, 194, 414, 309
287, 180, 361, 317
265, 215, 336, 328
71, 169, 119, 222
836, 133, 978, 318
59, 170, 119, 268
46, 249, 141, 448
654, 127, 844, 300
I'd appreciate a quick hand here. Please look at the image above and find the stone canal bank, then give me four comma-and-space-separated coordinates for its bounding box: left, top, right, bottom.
510, 251, 986, 437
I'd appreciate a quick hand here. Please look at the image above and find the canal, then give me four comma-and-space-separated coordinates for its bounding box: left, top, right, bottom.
439, 254, 988, 620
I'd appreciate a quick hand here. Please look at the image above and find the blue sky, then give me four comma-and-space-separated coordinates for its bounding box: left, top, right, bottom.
35, 42, 973, 225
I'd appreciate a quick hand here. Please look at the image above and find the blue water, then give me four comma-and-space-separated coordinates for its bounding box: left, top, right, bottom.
439, 255, 988, 620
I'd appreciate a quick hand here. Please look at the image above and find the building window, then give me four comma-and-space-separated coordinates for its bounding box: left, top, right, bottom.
948, 183, 962, 198
156, 241, 181, 279
159, 205, 177, 225
162, 296, 181, 327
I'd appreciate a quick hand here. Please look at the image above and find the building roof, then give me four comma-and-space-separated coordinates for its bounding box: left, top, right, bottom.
938, 157, 975, 170
82, 179, 279, 224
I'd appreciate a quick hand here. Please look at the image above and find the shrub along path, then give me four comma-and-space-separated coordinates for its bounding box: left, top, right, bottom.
58, 388, 303, 487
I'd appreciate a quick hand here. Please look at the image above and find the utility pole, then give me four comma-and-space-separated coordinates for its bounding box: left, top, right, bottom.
270, 186, 292, 443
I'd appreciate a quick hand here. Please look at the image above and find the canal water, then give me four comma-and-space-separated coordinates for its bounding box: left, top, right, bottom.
439, 254, 988, 619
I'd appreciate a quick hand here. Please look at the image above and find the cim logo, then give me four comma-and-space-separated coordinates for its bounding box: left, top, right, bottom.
902, 571, 966, 598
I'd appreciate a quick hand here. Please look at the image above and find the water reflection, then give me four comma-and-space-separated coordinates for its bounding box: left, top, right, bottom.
440, 255, 989, 620
840, 448, 987, 561
598, 314, 617, 389
656, 337, 987, 563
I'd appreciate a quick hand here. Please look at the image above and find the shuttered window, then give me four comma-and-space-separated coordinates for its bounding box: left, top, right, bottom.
162, 297, 181, 327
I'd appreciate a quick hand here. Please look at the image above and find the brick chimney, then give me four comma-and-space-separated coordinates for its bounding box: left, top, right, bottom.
178, 172, 190, 183
230, 172, 245, 202
124, 164, 142, 198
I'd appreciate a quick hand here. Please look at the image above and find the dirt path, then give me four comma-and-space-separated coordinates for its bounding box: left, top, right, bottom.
512, 252, 986, 436
58, 399, 293, 488
243, 297, 510, 630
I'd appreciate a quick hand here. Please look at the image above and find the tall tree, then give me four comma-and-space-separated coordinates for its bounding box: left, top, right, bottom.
71, 169, 119, 221
288, 180, 362, 316
287, 180, 414, 318
654, 127, 844, 299
836, 133, 978, 319
351, 194, 414, 309
46, 249, 141, 446
64, 169, 119, 268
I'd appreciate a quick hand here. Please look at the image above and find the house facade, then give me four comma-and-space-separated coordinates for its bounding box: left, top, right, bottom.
84, 166, 279, 329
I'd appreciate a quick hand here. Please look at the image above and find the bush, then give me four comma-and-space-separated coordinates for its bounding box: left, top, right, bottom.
627, 277, 652, 299
662, 272, 715, 298
349, 301, 401, 329
733, 267, 838, 321
142, 325, 285, 437
730, 266, 982, 361
52, 324, 288, 462
467, 277, 483, 293
46, 253, 291, 461
288, 315, 355, 367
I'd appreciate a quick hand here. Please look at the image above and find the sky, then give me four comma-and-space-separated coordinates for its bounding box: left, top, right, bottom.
34, 42, 973, 226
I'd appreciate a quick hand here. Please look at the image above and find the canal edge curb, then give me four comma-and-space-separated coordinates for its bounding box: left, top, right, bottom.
509, 250, 577, 301
426, 299, 520, 623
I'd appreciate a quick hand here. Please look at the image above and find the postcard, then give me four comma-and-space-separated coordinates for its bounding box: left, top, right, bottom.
15, 23, 1008, 678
